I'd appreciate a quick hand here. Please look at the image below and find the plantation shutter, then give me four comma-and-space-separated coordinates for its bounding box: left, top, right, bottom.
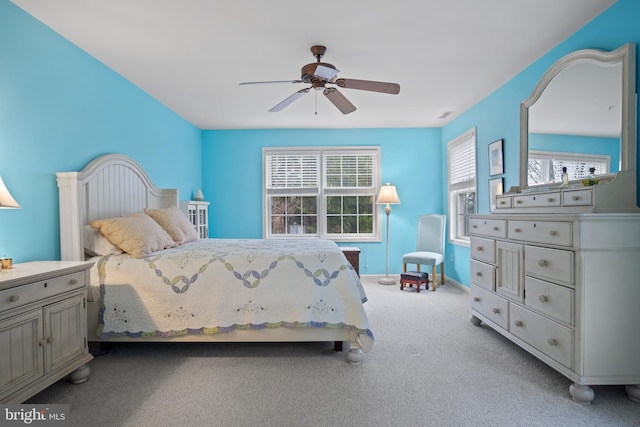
266, 154, 320, 194
449, 130, 476, 191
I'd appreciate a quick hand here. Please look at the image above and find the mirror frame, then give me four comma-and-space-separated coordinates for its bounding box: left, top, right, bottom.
520, 42, 637, 191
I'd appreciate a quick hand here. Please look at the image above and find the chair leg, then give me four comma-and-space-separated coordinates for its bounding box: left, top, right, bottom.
431, 265, 437, 291
441, 261, 445, 287
403, 263, 407, 273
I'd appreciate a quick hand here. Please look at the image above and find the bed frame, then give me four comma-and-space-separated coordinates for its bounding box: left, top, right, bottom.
57, 154, 364, 364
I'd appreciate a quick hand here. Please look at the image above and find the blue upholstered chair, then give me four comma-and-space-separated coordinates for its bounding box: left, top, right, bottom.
401, 214, 446, 291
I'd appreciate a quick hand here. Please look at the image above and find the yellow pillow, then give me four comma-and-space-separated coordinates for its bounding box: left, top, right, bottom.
144, 206, 199, 245
90, 212, 175, 258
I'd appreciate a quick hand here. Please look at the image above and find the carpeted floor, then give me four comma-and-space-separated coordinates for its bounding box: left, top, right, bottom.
27, 276, 640, 426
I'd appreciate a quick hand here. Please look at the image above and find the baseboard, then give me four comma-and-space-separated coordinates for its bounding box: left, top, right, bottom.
361, 273, 469, 293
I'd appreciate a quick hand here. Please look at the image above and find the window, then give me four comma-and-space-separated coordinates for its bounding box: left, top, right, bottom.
528, 151, 610, 186
448, 128, 476, 246
263, 147, 381, 241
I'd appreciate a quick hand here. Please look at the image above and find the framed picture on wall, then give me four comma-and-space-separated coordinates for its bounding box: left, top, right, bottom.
489, 178, 504, 212
489, 139, 504, 176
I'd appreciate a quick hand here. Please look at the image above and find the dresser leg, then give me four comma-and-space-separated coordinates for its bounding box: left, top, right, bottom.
625, 385, 640, 402
67, 364, 91, 384
470, 314, 481, 326
569, 383, 594, 404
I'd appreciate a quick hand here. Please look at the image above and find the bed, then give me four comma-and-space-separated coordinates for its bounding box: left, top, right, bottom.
56, 154, 373, 364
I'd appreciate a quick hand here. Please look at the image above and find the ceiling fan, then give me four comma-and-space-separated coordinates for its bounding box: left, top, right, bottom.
239, 45, 400, 114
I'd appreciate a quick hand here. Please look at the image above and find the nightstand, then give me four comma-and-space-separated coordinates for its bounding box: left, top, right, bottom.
0, 261, 94, 403
340, 247, 361, 277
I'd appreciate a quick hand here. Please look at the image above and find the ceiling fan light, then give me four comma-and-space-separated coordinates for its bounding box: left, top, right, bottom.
314, 64, 339, 81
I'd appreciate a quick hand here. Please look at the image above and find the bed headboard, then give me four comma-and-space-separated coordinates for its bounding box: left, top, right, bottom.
57, 154, 179, 261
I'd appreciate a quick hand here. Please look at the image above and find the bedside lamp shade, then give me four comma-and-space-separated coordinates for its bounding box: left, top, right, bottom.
0, 177, 20, 209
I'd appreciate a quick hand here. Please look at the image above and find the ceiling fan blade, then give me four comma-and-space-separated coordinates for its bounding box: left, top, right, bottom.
269, 88, 310, 112
323, 88, 357, 114
239, 80, 304, 85
334, 78, 400, 94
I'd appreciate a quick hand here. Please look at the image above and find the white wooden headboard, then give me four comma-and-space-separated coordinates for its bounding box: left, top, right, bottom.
57, 154, 178, 261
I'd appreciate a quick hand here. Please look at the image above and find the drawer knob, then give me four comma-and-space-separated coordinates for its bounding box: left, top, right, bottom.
538, 294, 548, 303
473, 297, 480, 302
547, 198, 555, 202
499, 201, 506, 205
514, 320, 523, 327
547, 337, 558, 346
493, 226, 499, 231
492, 308, 500, 314
9, 295, 20, 302
475, 271, 482, 277
69, 279, 78, 285
476, 246, 483, 251
549, 230, 557, 236
516, 200, 523, 204
472, 224, 478, 229
572, 196, 581, 201
538, 259, 548, 267
39, 339, 47, 347
47, 336, 55, 344
514, 228, 521, 233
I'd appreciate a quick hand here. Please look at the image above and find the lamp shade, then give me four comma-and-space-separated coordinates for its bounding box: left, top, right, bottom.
376, 183, 400, 205
0, 176, 20, 209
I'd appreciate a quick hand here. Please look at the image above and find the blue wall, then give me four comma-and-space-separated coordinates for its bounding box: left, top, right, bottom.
202, 128, 442, 275
0, 1, 202, 262
442, 0, 640, 287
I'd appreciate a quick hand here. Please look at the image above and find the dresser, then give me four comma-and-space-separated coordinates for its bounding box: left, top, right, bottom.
0, 261, 94, 403
180, 200, 210, 239
469, 192, 640, 404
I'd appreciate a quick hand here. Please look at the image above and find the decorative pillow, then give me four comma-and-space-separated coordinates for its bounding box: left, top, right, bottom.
90, 212, 176, 259
83, 224, 123, 257
144, 206, 199, 245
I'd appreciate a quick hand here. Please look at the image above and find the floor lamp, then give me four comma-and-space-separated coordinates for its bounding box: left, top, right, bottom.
376, 183, 400, 285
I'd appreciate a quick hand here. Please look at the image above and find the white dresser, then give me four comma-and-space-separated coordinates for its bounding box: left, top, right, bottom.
469, 192, 640, 403
0, 261, 93, 403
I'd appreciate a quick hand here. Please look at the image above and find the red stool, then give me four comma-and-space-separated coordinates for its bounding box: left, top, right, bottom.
400, 271, 429, 293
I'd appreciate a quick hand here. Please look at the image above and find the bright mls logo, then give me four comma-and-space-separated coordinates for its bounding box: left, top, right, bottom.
1, 405, 70, 426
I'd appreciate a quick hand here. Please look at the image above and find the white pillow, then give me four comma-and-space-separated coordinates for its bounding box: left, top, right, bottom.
90, 212, 176, 259
83, 224, 123, 256
144, 206, 199, 245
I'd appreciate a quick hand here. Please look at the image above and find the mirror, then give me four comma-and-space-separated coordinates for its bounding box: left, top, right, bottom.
520, 42, 636, 190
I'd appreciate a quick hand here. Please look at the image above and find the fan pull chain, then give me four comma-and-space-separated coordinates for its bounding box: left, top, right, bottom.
315, 89, 318, 115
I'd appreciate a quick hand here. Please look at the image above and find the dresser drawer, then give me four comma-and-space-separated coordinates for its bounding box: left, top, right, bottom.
470, 236, 495, 264
469, 218, 507, 239
470, 284, 509, 330
524, 245, 574, 287
510, 303, 573, 369
513, 192, 561, 208
563, 189, 593, 207
524, 276, 574, 325
508, 220, 573, 246
495, 195, 512, 209
0, 271, 85, 312
470, 259, 495, 291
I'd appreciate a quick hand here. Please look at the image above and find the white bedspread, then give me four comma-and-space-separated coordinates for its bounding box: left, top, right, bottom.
93, 238, 373, 351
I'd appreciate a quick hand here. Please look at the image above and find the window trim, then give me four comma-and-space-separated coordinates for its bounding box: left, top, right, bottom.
447, 128, 477, 247
262, 146, 382, 242
527, 150, 611, 186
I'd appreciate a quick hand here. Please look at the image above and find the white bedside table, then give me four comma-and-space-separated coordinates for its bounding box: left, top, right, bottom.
0, 261, 94, 403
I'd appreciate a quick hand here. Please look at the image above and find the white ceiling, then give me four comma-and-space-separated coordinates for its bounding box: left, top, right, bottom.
12, 0, 616, 130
